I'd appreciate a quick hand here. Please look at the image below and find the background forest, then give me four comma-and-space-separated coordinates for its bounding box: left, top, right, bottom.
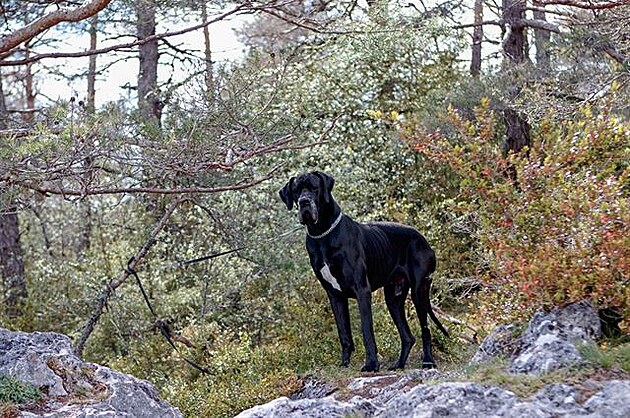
1, 0, 629, 416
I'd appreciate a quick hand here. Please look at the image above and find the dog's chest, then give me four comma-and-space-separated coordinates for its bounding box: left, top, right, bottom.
320, 263, 342, 291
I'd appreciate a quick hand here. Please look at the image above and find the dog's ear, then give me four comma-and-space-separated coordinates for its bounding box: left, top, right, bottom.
279, 177, 296, 210
314, 171, 335, 204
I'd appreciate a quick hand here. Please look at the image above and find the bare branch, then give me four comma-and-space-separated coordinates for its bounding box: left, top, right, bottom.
516, 18, 561, 33
0, 3, 251, 66
536, 0, 630, 10
23, 169, 281, 197
0, 0, 113, 55
452, 20, 504, 29
452, 19, 560, 33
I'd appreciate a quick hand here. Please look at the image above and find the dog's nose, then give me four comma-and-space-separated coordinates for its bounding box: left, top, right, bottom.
298, 198, 311, 208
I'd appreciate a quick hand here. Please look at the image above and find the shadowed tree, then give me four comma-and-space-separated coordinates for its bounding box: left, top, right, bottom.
501, 0, 530, 154
136, 0, 161, 126
0, 72, 26, 318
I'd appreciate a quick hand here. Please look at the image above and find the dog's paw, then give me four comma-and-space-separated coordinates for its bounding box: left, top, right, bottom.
387, 362, 405, 371
361, 362, 380, 373
422, 361, 436, 369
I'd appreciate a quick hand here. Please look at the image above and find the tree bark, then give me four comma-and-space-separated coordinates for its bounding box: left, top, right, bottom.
136, 0, 161, 126
0, 70, 7, 122
501, 0, 530, 154
201, 2, 213, 96
23, 40, 36, 123
0, 208, 26, 318
502, 0, 527, 64
87, 14, 98, 114
76, 14, 99, 256
470, 0, 483, 77
0, 71, 27, 318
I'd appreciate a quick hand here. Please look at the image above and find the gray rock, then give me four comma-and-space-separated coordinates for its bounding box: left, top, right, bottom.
234, 395, 378, 418
290, 376, 336, 400
235, 370, 438, 418
238, 376, 630, 418
0, 327, 181, 418
505, 384, 584, 417
472, 301, 602, 375
236, 300, 629, 418
509, 301, 601, 374
470, 324, 519, 364
582, 380, 630, 417
349, 369, 439, 406
380, 381, 517, 418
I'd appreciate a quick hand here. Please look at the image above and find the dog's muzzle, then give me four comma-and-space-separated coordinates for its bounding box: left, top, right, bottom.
298, 196, 318, 225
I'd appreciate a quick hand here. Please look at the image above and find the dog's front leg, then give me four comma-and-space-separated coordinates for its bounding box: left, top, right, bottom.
356, 287, 379, 372
327, 292, 355, 367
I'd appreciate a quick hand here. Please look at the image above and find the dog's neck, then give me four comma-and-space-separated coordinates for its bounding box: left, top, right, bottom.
306, 201, 342, 239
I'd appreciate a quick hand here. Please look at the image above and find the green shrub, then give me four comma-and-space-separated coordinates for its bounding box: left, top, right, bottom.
0, 375, 41, 404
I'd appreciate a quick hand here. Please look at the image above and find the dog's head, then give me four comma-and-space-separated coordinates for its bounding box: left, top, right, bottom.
279, 171, 335, 225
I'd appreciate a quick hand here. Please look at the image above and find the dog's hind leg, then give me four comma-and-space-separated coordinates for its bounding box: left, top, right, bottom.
384, 278, 415, 370
411, 282, 435, 368
410, 254, 438, 369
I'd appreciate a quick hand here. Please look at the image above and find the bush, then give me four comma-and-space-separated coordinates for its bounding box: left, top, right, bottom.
402, 96, 630, 331
0, 375, 41, 405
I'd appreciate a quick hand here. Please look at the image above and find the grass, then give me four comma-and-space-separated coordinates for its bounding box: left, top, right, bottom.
451, 341, 630, 399
579, 341, 630, 372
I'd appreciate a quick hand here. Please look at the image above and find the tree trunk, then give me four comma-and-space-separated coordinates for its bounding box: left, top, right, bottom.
87, 14, 98, 114
0, 71, 27, 318
0, 70, 7, 123
0, 208, 27, 318
502, 0, 527, 64
470, 0, 483, 77
533, 1, 550, 68
77, 13, 99, 256
501, 0, 530, 154
136, 0, 161, 126
23, 42, 36, 123
201, 2, 213, 96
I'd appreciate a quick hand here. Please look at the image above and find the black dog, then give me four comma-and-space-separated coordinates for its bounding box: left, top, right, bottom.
279, 171, 448, 372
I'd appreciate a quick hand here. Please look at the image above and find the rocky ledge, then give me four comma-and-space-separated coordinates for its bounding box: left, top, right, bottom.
237, 301, 630, 418
0, 327, 182, 417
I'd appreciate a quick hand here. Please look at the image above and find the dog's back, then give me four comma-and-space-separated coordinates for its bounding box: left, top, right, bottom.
357, 221, 434, 289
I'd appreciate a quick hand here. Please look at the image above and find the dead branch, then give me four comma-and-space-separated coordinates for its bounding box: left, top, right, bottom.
74, 196, 183, 357
433, 305, 480, 344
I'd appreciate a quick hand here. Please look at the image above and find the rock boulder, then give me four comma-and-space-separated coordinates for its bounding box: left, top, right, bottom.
0, 327, 182, 417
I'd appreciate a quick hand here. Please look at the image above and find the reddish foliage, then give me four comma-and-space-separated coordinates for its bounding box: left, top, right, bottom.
401, 100, 630, 330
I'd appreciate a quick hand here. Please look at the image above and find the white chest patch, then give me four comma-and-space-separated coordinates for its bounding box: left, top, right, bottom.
320, 264, 342, 291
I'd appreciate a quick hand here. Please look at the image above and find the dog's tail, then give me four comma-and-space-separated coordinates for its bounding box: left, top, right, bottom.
428, 303, 449, 337
426, 253, 449, 337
